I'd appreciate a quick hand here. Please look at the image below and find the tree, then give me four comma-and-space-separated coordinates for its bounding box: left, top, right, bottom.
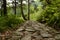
37, 0, 60, 29
15, 0, 16, 15
0, 0, 3, 16
28, 0, 30, 20
3, 0, 7, 16
21, 0, 27, 20
45, 0, 51, 4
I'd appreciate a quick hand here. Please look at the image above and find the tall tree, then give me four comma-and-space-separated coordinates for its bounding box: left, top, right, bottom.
46, 0, 51, 4
15, 0, 16, 15
0, 0, 3, 16
3, 0, 7, 16
21, 0, 27, 20
28, 0, 30, 20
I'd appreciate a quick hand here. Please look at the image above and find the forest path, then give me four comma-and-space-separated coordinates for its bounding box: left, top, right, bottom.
1, 20, 60, 40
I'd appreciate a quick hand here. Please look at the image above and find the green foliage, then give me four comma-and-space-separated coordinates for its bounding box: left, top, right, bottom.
0, 15, 24, 32
37, 0, 60, 28
30, 5, 35, 13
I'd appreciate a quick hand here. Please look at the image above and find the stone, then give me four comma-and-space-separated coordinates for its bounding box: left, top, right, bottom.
16, 27, 25, 32
15, 32, 24, 36
43, 38, 55, 40
21, 34, 31, 40
25, 27, 36, 32
41, 33, 52, 38
35, 36, 42, 40
48, 38, 55, 40
32, 31, 40, 37
55, 34, 60, 40
3, 21, 59, 40
11, 36, 21, 40
40, 31, 52, 38
33, 26, 42, 31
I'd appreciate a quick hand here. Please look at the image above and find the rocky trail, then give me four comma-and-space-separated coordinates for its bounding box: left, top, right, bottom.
0, 21, 60, 40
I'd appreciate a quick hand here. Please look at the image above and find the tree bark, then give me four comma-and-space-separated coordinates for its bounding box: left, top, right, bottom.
15, 0, 16, 15
3, 0, 7, 16
21, 0, 27, 20
46, 0, 51, 4
28, 0, 30, 20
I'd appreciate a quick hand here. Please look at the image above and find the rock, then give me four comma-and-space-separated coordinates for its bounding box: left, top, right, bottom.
55, 34, 60, 40
25, 27, 36, 32
3, 21, 59, 40
43, 38, 55, 40
11, 36, 21, 40
24, 31, 32, 35
35, 36, 42, 40
16, 27, 25, 32
33, 26, 42, 31
41, 33, 52, 38
21, 34, 31, 40
48, 38, 55, 40
32, 31, 40, 37
40, 31, 52, 38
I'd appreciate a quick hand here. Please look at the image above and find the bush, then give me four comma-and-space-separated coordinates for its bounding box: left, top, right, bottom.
37, 6, 60, 28
0, 15, 24, 32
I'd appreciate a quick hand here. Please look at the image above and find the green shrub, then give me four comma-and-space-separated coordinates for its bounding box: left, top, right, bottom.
0, 15, 24, 32
37, 6, 60, 28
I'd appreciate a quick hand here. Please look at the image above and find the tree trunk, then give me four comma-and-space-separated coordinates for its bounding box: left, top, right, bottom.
3, 0, 7, 16
46, 0, 51, 4
21, 0, 27, 20
15, 0, 16, 15
0, 1, 3, 16
28, 0, 30, 20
